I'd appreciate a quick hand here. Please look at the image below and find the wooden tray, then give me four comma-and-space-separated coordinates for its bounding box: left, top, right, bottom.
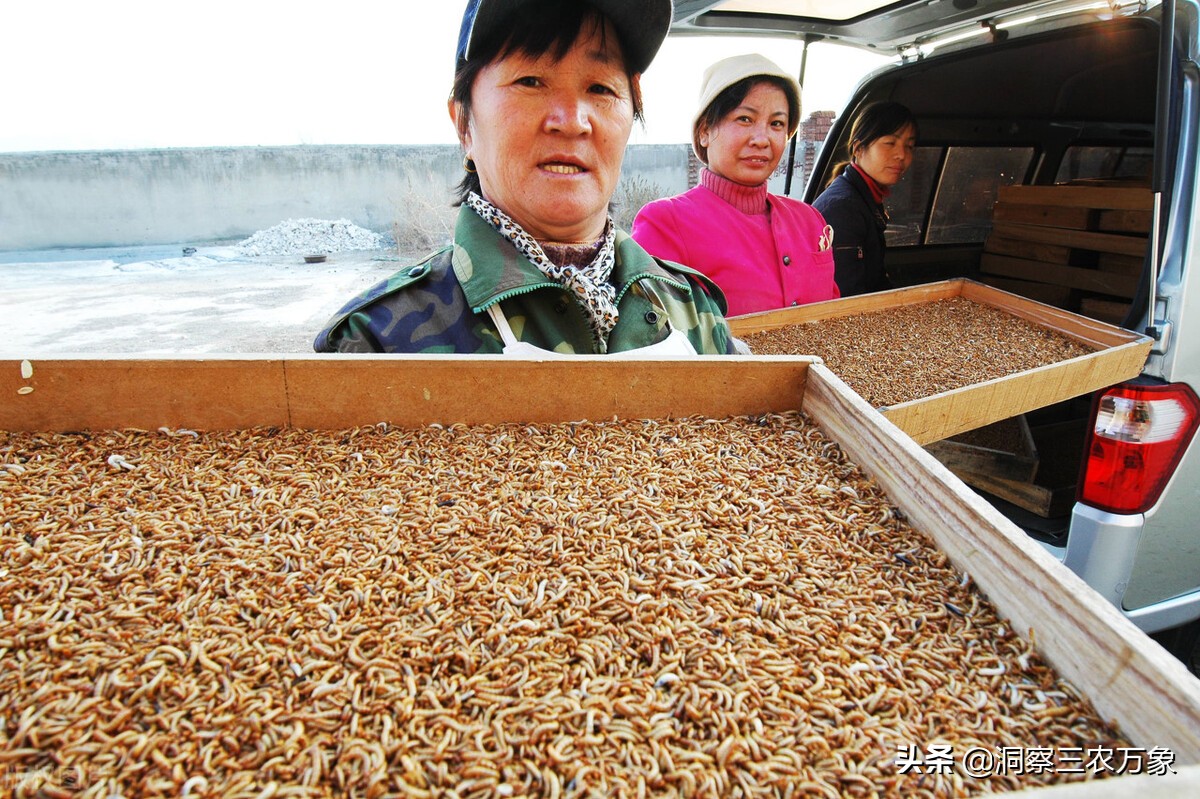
727, 278, 1153, 445
7, 357, 1200, 791
3, 354, 1199, 796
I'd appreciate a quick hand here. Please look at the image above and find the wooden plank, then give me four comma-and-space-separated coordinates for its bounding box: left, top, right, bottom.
953, 468, 1076, 516
802, 363, 1200, 760
981, 254, 1140, 298
1079, 297, 1132, 326
992, 203, 1096, 229
881, 335, 1151, 444
990, 221, 1149, 257
1098, 252, 1145, 275
1099, 208, 1153, 234
0, 357, 292, 432
0, 356, 816, 433
983, 235, 1075, 264
283, 356, 815, 429
1015, 413, 1038, 460
926, 414, 1039, 482
1064, 177, 1154, 190
976, 275, 1075, 307
925, 438, 1039, 482
998, 184, 1153, 211
954, 417, 1085, 516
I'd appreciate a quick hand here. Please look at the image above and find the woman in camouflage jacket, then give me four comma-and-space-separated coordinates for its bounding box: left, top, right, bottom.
315, 0, 735, 356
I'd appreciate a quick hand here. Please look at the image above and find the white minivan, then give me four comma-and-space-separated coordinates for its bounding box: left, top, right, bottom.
674, 0, 1200, 668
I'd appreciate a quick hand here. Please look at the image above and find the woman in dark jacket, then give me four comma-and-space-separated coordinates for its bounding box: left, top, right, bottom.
812, 102, 917, 296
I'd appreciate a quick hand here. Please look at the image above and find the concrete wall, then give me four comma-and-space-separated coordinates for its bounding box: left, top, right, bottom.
0, 144, 692, 252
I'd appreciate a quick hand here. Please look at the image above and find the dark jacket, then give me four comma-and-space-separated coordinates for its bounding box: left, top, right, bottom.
812, 166, 892, 296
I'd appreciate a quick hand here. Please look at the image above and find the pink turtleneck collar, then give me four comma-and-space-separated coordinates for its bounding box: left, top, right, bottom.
700, 168, 769, 216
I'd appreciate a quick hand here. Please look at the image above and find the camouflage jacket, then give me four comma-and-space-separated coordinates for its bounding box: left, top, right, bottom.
313, 207, 735, 355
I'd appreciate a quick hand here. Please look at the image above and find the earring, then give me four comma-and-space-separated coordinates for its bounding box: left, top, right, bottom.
463, 155, 477, 174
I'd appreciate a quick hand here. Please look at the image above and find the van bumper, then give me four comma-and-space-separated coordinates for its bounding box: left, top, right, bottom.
1052, 503, 1200, 633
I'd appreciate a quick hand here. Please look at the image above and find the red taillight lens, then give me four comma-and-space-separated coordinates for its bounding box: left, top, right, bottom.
1079, 382, 1200, 514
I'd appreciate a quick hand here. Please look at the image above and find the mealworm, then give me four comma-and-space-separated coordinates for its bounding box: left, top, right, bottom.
0, 414, 1125, 796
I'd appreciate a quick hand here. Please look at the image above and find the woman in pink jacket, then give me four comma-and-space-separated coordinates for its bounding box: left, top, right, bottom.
631, 53, 838, 318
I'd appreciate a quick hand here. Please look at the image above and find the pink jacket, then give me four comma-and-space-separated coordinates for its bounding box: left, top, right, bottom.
631, 169, 839, 317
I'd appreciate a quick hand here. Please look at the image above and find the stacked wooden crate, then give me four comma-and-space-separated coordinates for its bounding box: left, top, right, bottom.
979, 183, 1152, 325
925, 412, 1087, 518
924, 413, 1039, 483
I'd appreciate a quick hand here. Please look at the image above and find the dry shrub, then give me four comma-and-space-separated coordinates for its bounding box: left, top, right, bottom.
392, 182, 458, 259
612, 173, 667, 232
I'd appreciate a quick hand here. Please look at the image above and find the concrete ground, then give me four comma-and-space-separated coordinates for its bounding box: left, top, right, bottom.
0, 245, 410, 356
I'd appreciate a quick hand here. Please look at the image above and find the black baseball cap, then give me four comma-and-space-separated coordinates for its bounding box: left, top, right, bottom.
455, 0, 674, 74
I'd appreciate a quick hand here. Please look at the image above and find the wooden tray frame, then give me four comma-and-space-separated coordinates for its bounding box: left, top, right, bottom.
727, 278, 1153, 445
3, 354, 1199, 795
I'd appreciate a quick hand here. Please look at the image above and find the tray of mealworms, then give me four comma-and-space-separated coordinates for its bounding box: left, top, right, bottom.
728, 279, 1153, 445
2, 356, 1198, 798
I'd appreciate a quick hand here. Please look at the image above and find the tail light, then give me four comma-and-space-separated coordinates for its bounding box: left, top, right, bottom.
1079, 381, 1200, 514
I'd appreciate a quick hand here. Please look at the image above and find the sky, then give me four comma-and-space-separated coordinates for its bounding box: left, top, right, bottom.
1, 1, 892, 153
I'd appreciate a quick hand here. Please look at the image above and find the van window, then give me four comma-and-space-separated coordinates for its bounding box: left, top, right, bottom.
925, 147, 1034, 244
1055, 146, 1153, 184
884, 147, 941, 247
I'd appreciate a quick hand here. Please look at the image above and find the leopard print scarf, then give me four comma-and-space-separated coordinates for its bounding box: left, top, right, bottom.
466, 192, 619, 352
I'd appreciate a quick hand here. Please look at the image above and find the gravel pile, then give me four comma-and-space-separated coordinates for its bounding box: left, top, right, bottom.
235, 218, 387, 257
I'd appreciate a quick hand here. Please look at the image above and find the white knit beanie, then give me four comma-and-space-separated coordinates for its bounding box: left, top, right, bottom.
692, 53, 802, 163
